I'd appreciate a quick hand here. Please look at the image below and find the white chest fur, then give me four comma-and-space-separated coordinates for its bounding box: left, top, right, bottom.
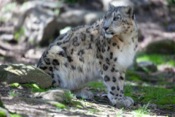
114, 37, 137, 70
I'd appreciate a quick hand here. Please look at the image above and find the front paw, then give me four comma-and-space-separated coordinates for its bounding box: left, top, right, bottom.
74, 88, 94, 100
118, 96, 134, 108
109, 96, 134, 108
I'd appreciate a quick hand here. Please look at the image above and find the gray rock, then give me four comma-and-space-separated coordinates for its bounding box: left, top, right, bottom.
136, 61, 157, 72
34, 89, 70, 102
0, 64, 52, 88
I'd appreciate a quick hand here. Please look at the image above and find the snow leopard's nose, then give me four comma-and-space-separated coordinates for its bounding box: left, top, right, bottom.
104, 27, 109, 31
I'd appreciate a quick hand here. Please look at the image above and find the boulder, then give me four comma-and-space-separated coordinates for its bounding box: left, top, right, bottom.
0, 64, 52, 88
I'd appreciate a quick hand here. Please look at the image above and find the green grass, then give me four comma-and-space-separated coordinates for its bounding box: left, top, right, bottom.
87, 77, 175, 106
88, 80, 175, 110
63, 91, 83, 108
87, 81, 105, 91
125, 85, 175, 105
136, 54, 175, 67
52, 91, 83, 109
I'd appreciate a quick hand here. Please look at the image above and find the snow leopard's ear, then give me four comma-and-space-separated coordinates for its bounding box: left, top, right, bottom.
109, 4, 115, 11
124, 6, 134, 19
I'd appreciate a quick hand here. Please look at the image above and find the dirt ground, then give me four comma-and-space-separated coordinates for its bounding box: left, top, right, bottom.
0, 81, 175, 117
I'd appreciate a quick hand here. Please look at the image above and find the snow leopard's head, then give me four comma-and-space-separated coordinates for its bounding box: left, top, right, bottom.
102, 5, 136, 38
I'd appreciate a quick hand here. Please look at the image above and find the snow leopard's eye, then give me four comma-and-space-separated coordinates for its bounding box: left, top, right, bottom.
113, 14, 121, 21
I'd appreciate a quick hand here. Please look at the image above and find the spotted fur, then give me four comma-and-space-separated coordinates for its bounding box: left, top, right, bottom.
37, 5, 138, 107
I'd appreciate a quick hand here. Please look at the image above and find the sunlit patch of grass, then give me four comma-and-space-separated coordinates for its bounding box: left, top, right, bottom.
136, 54, 175, 67
53, 102, 67, 109
133, 103, 150, 117
10, 114, 22, 117
10, 83, 20, 88
10, 83, 46, 92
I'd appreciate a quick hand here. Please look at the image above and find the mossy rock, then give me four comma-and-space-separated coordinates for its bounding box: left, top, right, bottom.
145, 39, 175, 55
